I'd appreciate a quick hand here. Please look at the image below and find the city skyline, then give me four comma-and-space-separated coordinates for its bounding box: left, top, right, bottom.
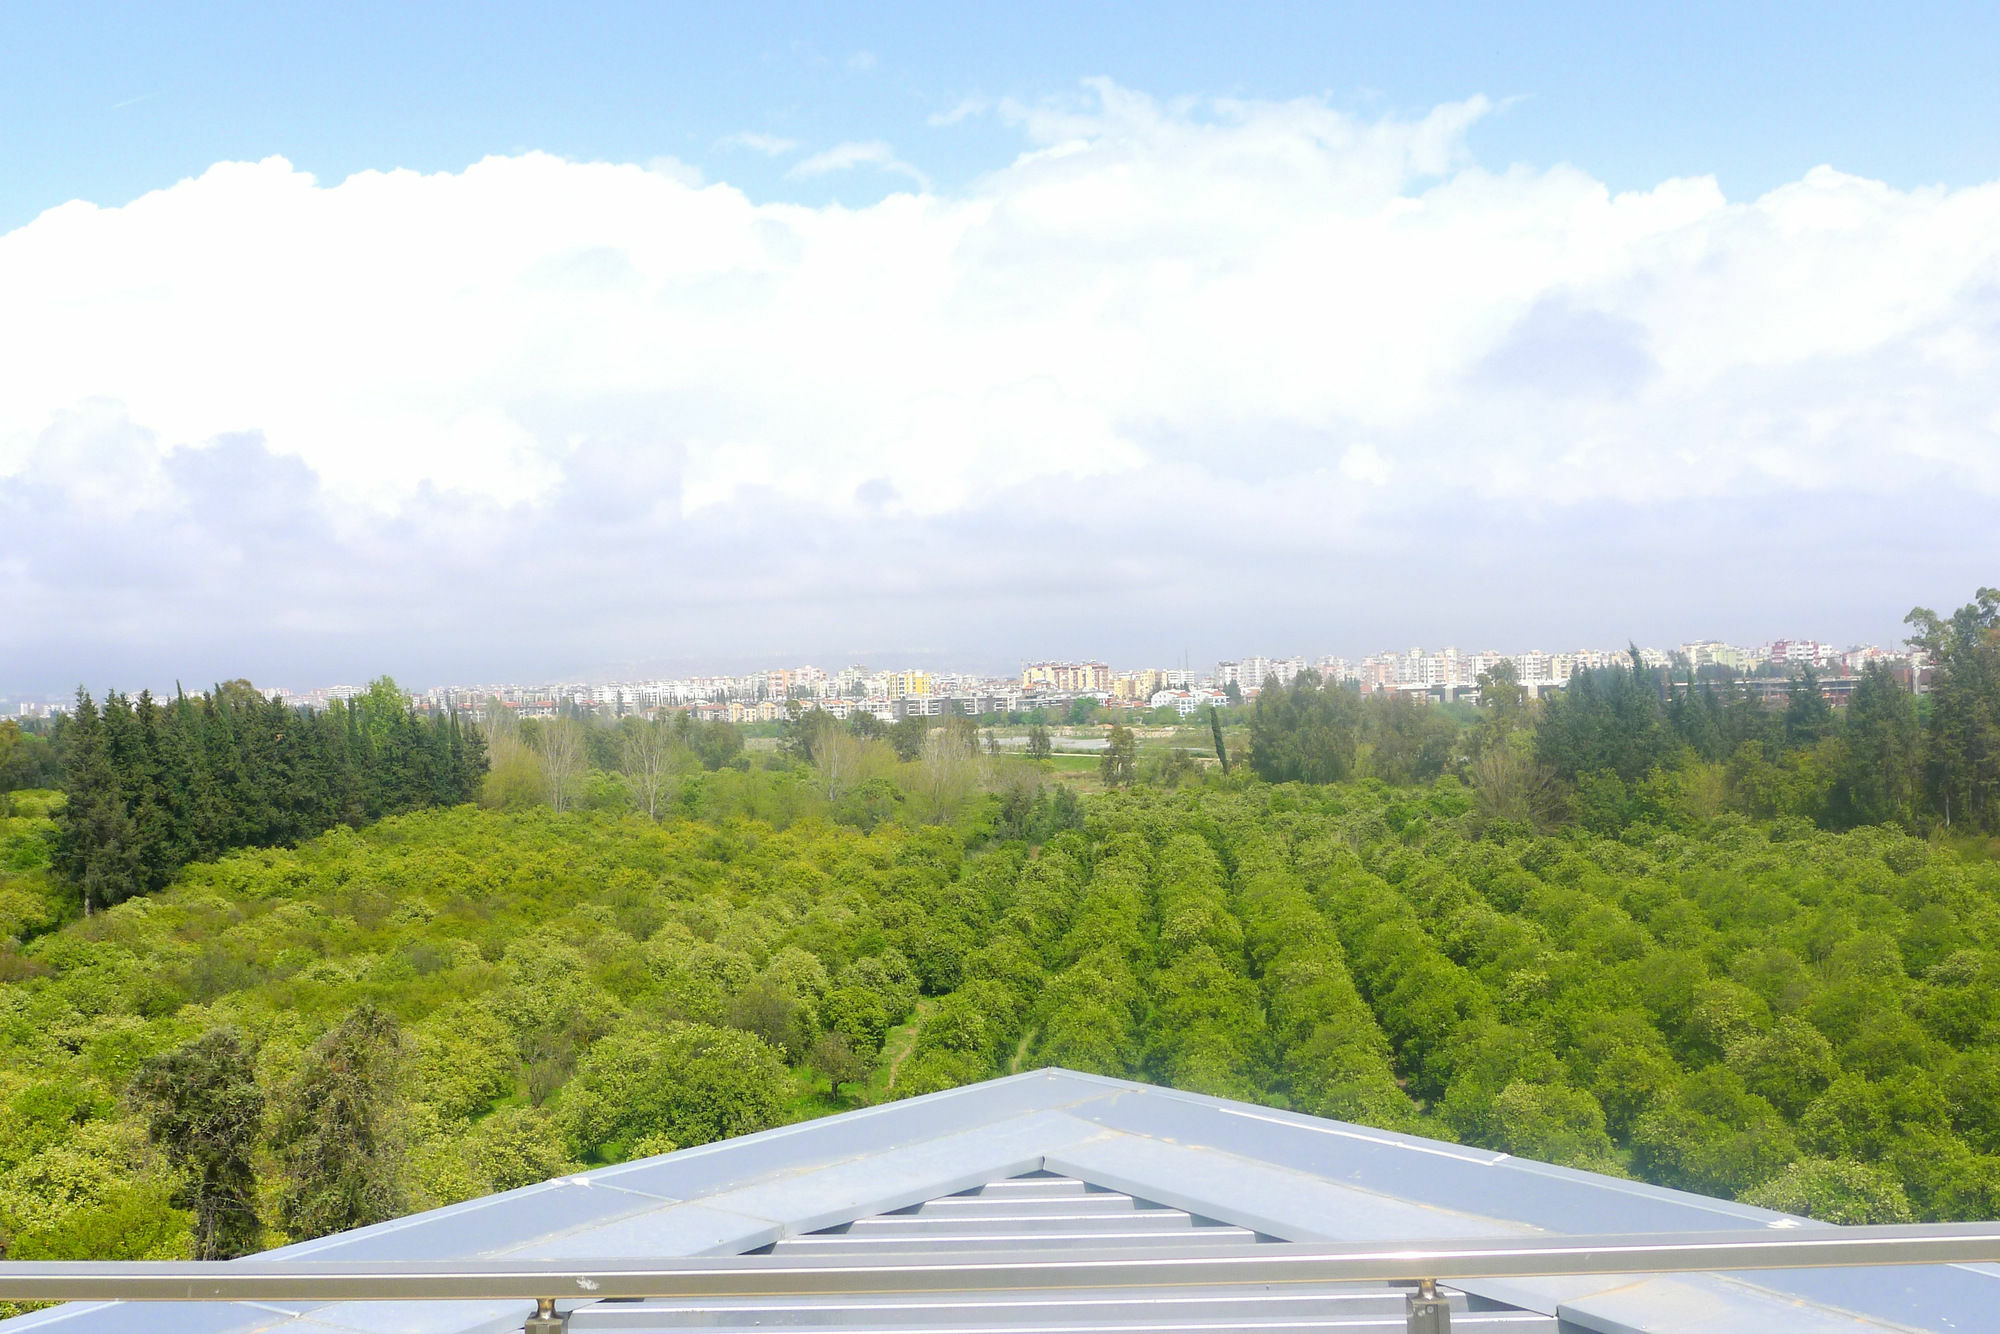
7, 628, 1917, 717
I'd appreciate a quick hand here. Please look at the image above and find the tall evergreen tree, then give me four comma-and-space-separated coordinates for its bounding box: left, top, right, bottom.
1536, 663, 1670, 783
130, 1029, 266, 1259
271, 1005, 406, 1240
199, 688, 252, 851
1906, 589, 2000, 830
456, 711, 490, 802
1784, 668, 1835, 749
1667, 676, 1726, 763
1827, 663, 1921, 828
49, 679, 487, 909
126, 691, 177, 895
51, 689, 142, 915
182, 688, 232, 859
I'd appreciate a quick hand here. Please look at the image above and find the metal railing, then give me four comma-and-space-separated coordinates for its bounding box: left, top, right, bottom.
5, 1222, 2000, 1332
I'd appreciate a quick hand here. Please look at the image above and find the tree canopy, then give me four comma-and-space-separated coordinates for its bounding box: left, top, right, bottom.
49, 683, 484, 914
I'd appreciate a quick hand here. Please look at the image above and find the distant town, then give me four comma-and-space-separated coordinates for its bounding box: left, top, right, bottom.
10, 635, 1920, 725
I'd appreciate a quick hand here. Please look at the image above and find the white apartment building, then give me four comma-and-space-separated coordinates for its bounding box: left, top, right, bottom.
1023, 661, 1111, 693
1312, 656, 1354, 683
1150, 688, 1230, 716
1763, 640, 1845, 672
1216, 656, 1307, 690
1679, 641, 1756, 672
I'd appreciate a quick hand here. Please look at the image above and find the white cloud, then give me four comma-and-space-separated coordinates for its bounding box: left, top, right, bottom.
8, 82, 1998, 518
3, 80, 2000, 681
1339, 443, 1391, 487
643, 155, 705, 187
786, 139, 929, 187
716, 132, 799, 156
928, 97, 989, 127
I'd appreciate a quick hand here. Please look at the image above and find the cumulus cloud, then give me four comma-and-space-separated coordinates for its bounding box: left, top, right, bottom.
3, 81, 1999, 688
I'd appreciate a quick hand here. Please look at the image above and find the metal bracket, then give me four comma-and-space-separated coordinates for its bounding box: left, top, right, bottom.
524, 1297, 568, 1333
1407, 1278, 1451, 1333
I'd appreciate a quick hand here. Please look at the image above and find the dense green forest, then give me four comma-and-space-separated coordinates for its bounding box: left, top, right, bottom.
6, 778, 2000, 1279
47, 678, 484, 918
4, 585, 1999, 1289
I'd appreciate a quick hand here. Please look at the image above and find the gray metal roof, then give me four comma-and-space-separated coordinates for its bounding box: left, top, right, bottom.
5, 1070, 1997, 1333
588, 1173, 1553, 1333
765, 1173, 1266, 1255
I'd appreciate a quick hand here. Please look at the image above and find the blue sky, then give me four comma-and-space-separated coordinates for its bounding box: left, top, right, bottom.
8, 1, 2000, 229
3, 4, 1999, 694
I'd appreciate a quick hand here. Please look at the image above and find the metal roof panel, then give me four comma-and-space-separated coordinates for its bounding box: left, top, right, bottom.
5, 1071, 1994, 1334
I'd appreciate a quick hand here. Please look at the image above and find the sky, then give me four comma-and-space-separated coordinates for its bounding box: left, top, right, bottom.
4, 2, 2000, 696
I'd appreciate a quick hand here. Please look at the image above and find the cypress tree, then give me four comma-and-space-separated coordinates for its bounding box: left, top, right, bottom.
256, 694, 303, 844
130, 1029, 266, 1259
1784, 668, 1834, 748
374, 709, 419, 815
415, 709, 449, 809
1667, 674, 1724, 763
128, 690, 186, 894
232, 689, 282, 847
162, 694, 205, 863
183, 688, 232, 860
50, 676, 483, 908
442, 709, 463, 804
346, 698, 381, 818
200, 687, 251, 852
52, 689, 142, 914
458, 714, 489, 802
1828, 663, 1921, 828
320, 703, 363, 825
272, 1005, 406, 1239
1906, 590, 2000, 830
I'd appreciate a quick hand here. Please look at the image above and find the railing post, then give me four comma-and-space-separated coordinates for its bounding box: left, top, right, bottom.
524, 1297, 568, 1333
1406, 1277, 1450, 1333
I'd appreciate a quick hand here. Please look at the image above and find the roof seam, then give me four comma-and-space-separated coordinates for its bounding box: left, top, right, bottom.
582, 1073, 1110, 1190
1046, 1137, 1528, 1241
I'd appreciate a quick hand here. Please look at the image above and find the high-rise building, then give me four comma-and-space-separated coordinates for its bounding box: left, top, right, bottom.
1022, 661, 1110, 693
